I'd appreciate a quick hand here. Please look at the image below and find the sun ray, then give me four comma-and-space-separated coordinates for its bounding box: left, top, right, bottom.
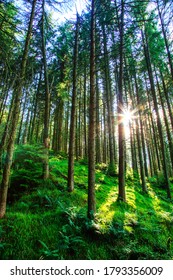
117, 105, 138, 126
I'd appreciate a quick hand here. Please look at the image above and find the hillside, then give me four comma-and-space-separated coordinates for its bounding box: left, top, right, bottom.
0, 145, 173, 260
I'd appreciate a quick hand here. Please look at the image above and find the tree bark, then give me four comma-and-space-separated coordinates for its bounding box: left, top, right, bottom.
41, 0, 50, 180
68, 13, 80, 192
118, 0, 126, 201
88, 0, 96, 219
102, 25, 116, 174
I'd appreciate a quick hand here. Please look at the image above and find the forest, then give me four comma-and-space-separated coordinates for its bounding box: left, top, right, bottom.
0, 0, 173, 260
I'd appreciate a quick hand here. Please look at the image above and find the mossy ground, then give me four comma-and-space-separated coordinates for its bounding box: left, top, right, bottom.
0, 145, 173, 260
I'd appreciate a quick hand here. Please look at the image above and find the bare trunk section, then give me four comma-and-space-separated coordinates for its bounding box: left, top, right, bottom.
88, 0, 96, 219
30, 70, 42, 143
118, 0, 126, 201
102, 25, 116, 174
41, 0, 50, 180
68, 13, 80, 192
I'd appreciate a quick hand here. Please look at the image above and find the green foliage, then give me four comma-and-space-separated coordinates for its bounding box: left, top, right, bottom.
6, 145, 44, 202
13, 144, 44, 168
0, 224, 6, 251
106, 162, 117, 176
126, 167, 137, 181
148, 172, 169, 190
39, 240, 61, 259
156, 172, 168, 188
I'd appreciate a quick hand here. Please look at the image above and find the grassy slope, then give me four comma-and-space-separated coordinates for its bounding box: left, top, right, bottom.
0, 145, 173, 260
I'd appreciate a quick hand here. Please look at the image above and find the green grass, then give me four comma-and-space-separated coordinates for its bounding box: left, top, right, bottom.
0, 145, 173, 260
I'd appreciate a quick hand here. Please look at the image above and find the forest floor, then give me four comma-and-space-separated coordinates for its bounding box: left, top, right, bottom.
0, 144, 173, 260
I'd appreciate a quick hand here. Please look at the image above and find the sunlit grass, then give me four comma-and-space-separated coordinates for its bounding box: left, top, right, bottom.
126, 187, 137, 210
97, 187, 117, 225
1, 145, 173, 260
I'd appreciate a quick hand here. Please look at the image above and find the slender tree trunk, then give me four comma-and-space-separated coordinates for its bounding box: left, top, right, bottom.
0, 92, 15, 161
75, 108, 79, 161
135, 118, 147, 192
144, 75, 161, 172
17, 90, 28, 144
0, 76, 16, 124
118, 0, 126, 201
130, 123, 138, 175
160, 70, 173, 131
103, 102, 107, 164
133, 75, 147, 191
125, 70, 138, 176
27, 107, 34, 144
0, 0, 37, 219
68, 13, 80, 192
88, 0, 96, 219
78, 85, 82, 157
142, 28, 171, 198
41, 0, 50, 179
157, 0, 173, 80
83, 62, 88, 158
22, 108, 30, 144
147, 114, 158, 175
102, 25, 115, 174
96, 71, 101, 163
30, 71, 42, 143
155, 67, 173, 172
64, 94, 70, 154
57, 99, 64, 152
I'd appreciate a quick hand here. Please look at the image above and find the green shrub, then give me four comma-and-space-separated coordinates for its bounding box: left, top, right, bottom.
106, 162, 117, 176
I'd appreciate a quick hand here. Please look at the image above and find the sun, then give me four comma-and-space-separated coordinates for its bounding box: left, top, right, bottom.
117, 104, 138, 129
121, 109, 134, 138
117, 106, 138, 138
122, 110, 133, 126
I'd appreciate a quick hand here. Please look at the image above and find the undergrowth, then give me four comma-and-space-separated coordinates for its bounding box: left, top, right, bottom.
0, 144, 173, 260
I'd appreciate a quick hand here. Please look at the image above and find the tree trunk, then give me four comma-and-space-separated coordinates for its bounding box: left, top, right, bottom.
118, 0, 126, 201
68, 13, 80, 192
0, 0, 37, 219
88, 0, 96, 219
96, 71, 101, 163
160, 70, 173, 131
22, 108, 30, 144
155, 67, 173, 172
102, 25, 116, 174
30, 70, 42, 143
135, 118, 147, 192
157, 0, 173, 80
142, 28, 171, 198
41, 0, 50, 179
83, 61, 88, 158
17, 90, 28, 144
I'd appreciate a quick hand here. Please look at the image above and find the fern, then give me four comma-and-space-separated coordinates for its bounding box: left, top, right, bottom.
39, 240, 61, 259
